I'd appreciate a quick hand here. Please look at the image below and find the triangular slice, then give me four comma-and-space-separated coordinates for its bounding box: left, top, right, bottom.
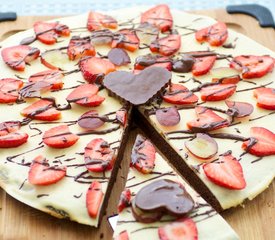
113, 134, 238, 239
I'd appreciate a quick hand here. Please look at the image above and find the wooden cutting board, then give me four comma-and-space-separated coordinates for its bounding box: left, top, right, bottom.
0, 9, 274, 240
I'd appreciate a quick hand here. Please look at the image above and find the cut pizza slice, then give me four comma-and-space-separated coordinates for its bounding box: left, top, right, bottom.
113, 134, 239, 240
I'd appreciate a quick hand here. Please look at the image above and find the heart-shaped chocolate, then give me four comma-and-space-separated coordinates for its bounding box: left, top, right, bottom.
103, 67, 171, 105
134, 179, 194, 217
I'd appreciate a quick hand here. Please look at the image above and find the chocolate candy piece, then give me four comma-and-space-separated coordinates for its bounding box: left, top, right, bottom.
156, 107, 180, 126
108, 48, 131, 66
103, 67, 171, 105
135, 179, 194, 217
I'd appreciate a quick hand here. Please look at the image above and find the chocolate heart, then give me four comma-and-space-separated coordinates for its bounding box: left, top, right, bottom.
103, 67, 171, 105
134, 179, 194, 217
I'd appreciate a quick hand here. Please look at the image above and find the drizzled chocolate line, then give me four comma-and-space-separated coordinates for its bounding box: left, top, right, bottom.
249, 111, 275, 122
236, 81, 273, 92
76, 125, 121, 136
37, 194, 49, 198
73, 193, 83, 198
19, 179, 27, 190
251, 157, 263, 164
126, 171, 176, 188
7, 145, 44, 162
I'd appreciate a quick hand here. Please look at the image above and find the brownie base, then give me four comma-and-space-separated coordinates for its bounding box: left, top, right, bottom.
97, 106, 133, 226
133, 108, 223, 212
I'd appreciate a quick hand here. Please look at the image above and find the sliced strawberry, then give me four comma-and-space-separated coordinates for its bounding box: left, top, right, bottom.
141, 4, 173, 32
28, 155, 66, 185
87, 11, 117, 31
34, 21, 58, 45
131, 134, 156, 174
195, 22, 228, 46
116, 108, 128, 128
66, 83, 105, 107
163, 83, 198, 105
150, 34, 181, 56
0, 121, 21, 136
158, 217, 198, 240
1, 45, 40, 71
192, 56, 216, 76
21, 99, 61, 121
29, 70, 64, 90
86, 181, 104, 218
115, 231, 129, 240
134, 55, 172, 71
187, 106, 229, 132
118, 188, 131, 213
34, 21, 70, 45
200, 83, 236, 101
84, 138, 115, 172
203, 153, 246, 189
230, 55, 274, 79
42, 125, 79, 148
242, 127, 275, 156
254, 87, 275, 110
112, 29, 140, 52
0, 131, 28, 148
0, 78, 23, 103
67, 36, 95, 61
79, 57, 116, 83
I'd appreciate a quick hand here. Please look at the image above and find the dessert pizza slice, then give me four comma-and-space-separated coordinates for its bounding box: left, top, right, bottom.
113, 134, 239, 239
135, 7, 275, 211
0, 13, 135, 227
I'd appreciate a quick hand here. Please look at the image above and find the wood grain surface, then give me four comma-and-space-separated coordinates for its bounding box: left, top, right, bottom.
0, 9, 274, 240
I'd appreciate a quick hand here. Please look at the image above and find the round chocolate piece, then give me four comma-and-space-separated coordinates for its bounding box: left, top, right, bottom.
134, 179, 194, 216
78, 110, 106, 130
156, 107, 180, 126
172, 55, 195, 73
108, 48, 131, 66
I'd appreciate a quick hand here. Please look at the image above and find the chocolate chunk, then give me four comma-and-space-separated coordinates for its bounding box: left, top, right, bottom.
78, 110, 106, 130
172, 55, 195, 73
134, 179, 194, 217
156, 107, 180, 126
103, 67, 171, 105
108, 48, 131, 66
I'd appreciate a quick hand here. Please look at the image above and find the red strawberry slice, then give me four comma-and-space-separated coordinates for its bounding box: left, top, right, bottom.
67, 36, 96, 61
115, 231, 129, 240
163, 83, 198, 105
195, 22, 228, 46
158, 217, 198, 240
29, 70, 64, 90
141, 4, 173, 32
116, 108, 128, 128
87, 11, 118, 31
254, 87, 275, 110
79, 57, 116, 83
187, 106, 229, 132
131, 134, 156, 174
230, 55, 274, 79
192, 56, 216, 76
0, 131, 28, 148
0, 78, 23, 103
66, 83, 105, 107
118, 188, 131, 213
34, 21, 70, 45
28, 155, 66, 185
242, 127, 275, 156
42, 125, 79, 148
200, 83, 236, 101
84, 138, 115, 172
0, 121, 21, 136
134, 55, 172, 71
112, 29, 140, 52
34, 21, 58, 45
150, 34, 181, 56
86, 181, 104, 218
1, 45, 40, 71
21, 99, 61, 121
203, 153, 246, 189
